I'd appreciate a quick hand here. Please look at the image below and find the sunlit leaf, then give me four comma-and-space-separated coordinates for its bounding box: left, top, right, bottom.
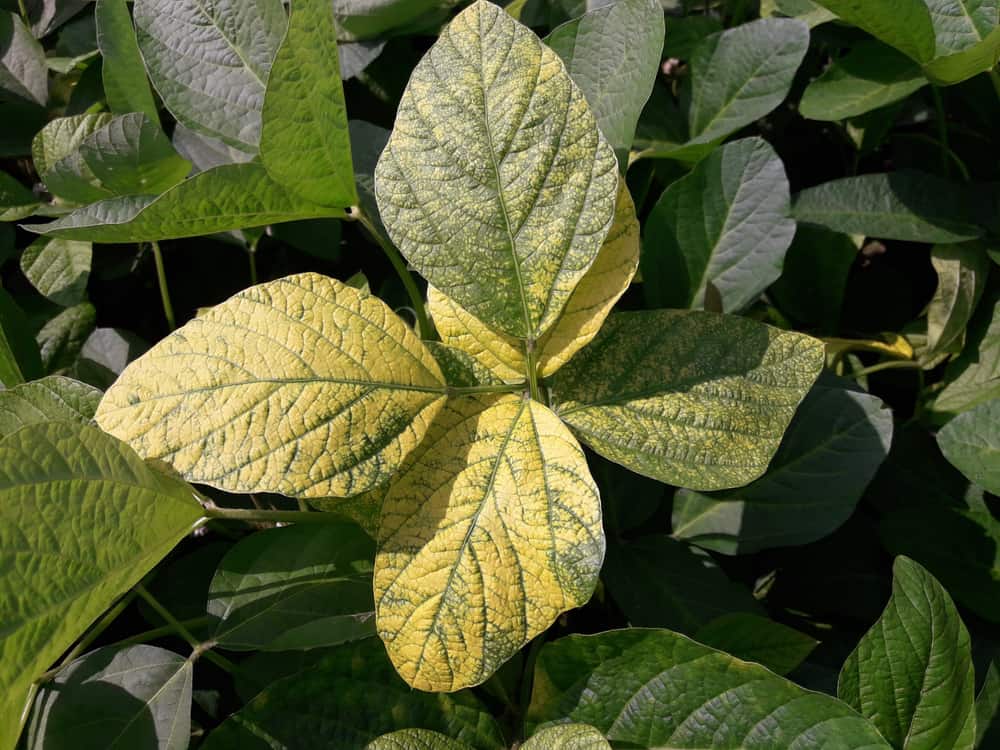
20, 237, 91, 306
938, 399, 1000, 495
95, 0, 159, 121
0, 375, 100, 437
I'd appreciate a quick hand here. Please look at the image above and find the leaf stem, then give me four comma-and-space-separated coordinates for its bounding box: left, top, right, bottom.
850, 360, 924, 378
134, 584, 235, 673
247, 237, 259, 285
150, 241, 176, 330
108, 616, 217, 649
930, 86, 951, 178
16, 0, 28, 24
447, 382, 529, 396
203, 507, 348, 524
524, 339, 542, 402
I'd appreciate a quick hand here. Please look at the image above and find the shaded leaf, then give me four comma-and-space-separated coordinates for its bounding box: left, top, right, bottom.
938, 399, 1000, 495
95, 0, 159, 121
366, 730, 474, 750
927, 242, 991, 357
0, 11, 47, 106
0, 170, 39, 221
811, 0, 936, 62
694, 613, 818, 676
522, 724, 610, 750
20, 237, 91, 305
0, 287, 42, 386
37, 301, 95, 373
933, 286, 1000, 417
32, 114, 113, 181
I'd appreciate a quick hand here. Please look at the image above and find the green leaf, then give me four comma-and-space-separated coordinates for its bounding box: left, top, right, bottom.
332, 0, 456, 41
933, 286, 1000, 417
20, 237, 92, 306
811, 0, 936, 62
763, 0, 837, 26
527, 629, 892, 748
923, 0, 1000, 84
32, 114, 114, 181
95, 0, 159, 121
792, 171, 983, 242
208, 523, 376, 651
927, 242, 992, 357
545, 0, 664, 167
37, 301, 96, 373
602, 535, 763, 633
0, 422, 203, 750
522, 724, 610, 750
28, 163, 341, 242
202, 639, 506, 750
260, 0, 357, 208
551, 310, 825, 490
839, 556, 976, 750
96, 273, 446, 498
374, 0, 618, 339
0, 375, 101, 437
976, 654, 1000, 747
171, 123, 255, 172
376, 395, 603, 691
366, 730, 475, 750
24, 645, 192, 750
938, 399, 1000, 495
672, 377, 893, 554
662, 15, 723, 59
0, 170, 39, 221
800, 40, 927, 121
0, 287, 42, 386
642, 137, 795, 313
0, 11, 47, 106
134, 0, 286, 151
72, 327, 148, 390
693, 613, 818, 676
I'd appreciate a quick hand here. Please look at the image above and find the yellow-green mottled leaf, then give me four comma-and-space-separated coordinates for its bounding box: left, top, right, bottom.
375, 0, 618, 339
522, 724, 610, 750
429, 180, 639, 381
376, 395, 604, 692
366, 729, 474, 750
551, 310, 825, 490
96, 273, 447, 498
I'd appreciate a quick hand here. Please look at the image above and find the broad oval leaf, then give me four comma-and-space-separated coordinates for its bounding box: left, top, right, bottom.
376, 395, 604, 692
20, 237, 92, 306
551, 310, 825, 490
25, 645, 192, 750
367, 729, 474, 750
927, 242, 991, 357
838, 556, 976, 750
693, 613, 818, 676
375, 0, 619, 339
96, 273, 447, 498
527, 629, 891, 748
134, 0, 286, 151
95, 0, 159, 121
938, 399, 1000, 495
811, 0, 936, 62
522, 724, 610, 750
0, 422, 204, 750
0, 375, 100, 437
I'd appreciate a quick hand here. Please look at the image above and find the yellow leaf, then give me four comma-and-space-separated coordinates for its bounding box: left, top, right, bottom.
823, 333, 914, 360
96, 273, 447, 498
376, 395, 604, 692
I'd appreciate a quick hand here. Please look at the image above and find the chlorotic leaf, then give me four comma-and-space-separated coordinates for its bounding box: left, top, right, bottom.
551, 310, 825, 490
0, 375, 101, 437
693, 613, 818, 676
527, 629, 892, 748
20, 237, 92, 306
95, 0, 159, 121
375, 0, 619, 339
938, 399, 1000, 495
810, 0, 936, 62
927, 242, 991, 357
522, 724, 610, 750
838, 556, 976, 750
260, 0, 357, 208
95, 273, 446, 498
366, 729, 475, 750
376, 395, 604, 691
0, 422, 204, 750
428, 289, 525, 383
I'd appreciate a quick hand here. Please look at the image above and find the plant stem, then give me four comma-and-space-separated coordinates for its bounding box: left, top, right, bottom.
16, 0, 29, 24
247, 237, 259, 285
204, 507, 348, 524
134, 584, 235, 673
991, 67, 1000, 100
516, 635, 546, 742
930, 86, 951, 178
524, 340, 542, 402
850, 360, 923, 378
150, 241, 176, 330
448, 382, 529, 396
109, 616, 217, 649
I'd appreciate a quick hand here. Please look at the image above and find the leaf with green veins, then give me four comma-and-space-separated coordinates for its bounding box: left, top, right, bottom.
208, 523, 376, 651
260, 0, 356, 208
932, 287, 1000, 418
376, 395, 604, 692
545, 0, 663, 168
527, 629, 892, 748
642, 137, 794, 313
0, 376, 100, 437
800, 40, 927, 121
923, 0, 1000, 84
693, 613, 818, 676
27, 163, 342, 242
134, 0, 286, 151
349, 120, 390, 241
811, 0, 936, 62
20, 237, 92, 306
0, 288, 42, 387
763, 0, 837, 26
791, 171, 983, 242
602, 535, 763, 634
938, 400, 1000, 495
37, 302, 96, 373
32, 114, 114, 181
366, 729, 475, 750
96, 273, 446, 498
839, 556, 976, 750
202, 638, 506, 750
0, 12, 47, 106
0, 170, 39, 221
24, 645, 193, 750
375, 0, 618, 340
171, 124, 255, 172
927, 242, 991, 357
95, 0, 159, 121
550, 310, 824, 490
0, 422, 204, 750
671, 377, 893, 554
522, 724, 610, 750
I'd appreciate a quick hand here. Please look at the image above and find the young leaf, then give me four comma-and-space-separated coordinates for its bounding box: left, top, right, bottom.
94, 0, 159, 121
0, 375, 100, 437
693, 613, 818, 676
522, 724, 610, 750
810, 0, 936, 62
799, 40, 927, 121
792, 171, 983, 242
260, 0, 357, 208
923, 0, 1000, 84
0, 288, 42, 387
95, 273, 446, 498
376, 395, 603, 692
37, 301, 96, 373
938, 399, 1000, 495
838, 556, 976, 750
208, 523, 376, 651
933, 287, 1000, 417
0, 422, 203, 750
366, 730, 474, 750
24, 645, 192, 750
134, 0, 286, 151
20, 237, 92, 306
642, 137, 795, 312
28, 163, 341, 242
550, 310, 825, 490
527, 629, 892, 748
545, 0, 664, 168
927, 242, 991, 357
375, 0, 619, 339
0, 12, 47, 106
671, 377, 893, 554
